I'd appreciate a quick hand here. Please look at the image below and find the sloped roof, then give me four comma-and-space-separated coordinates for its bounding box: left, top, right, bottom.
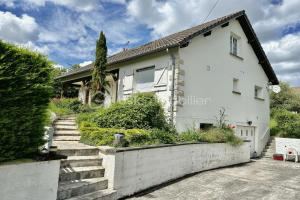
57, 10, 278, 84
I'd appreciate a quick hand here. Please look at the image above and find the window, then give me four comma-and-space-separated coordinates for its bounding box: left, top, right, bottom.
254, 85, 263, 99
232, 78, 240, 94
230, 36, 238, 55
200, 123, 213, 130
135, 66, 155, 92
230, 34, 241, 57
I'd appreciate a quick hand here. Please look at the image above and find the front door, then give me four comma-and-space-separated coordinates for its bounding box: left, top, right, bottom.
236, 126, 255, 157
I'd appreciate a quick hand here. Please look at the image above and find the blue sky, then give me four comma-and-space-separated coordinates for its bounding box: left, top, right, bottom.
0, 0, 300, 86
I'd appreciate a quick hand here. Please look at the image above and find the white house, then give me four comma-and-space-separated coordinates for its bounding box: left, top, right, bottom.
57, 10, 279, 157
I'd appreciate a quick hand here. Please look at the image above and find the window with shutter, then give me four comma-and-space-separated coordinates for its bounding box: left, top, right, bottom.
123, 73, 133, 92
135, 66, 155, 92
154, 67, 168, 86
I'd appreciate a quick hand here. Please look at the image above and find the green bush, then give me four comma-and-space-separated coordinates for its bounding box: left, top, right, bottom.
270, 118, 280, 136
76, 111, 99, 125
177, 129, 202, 142
92, 93, 171, 130
79, 122, 177, 147
179, 127, 243, 146
273, 109, 300, 138
49, 98, 93, 115
148, 129, 176, 144
0, 41, 53, 161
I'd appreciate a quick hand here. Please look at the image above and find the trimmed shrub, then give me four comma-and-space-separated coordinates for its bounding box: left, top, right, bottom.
79, 122, 177, 147
79, 122, 150, 146
92, 93, 171, 130
0, 41, 53, 161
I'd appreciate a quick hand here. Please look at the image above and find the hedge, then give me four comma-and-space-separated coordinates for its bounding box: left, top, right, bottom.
79, 122, 177, 147
0, 41, 53, 161
92, 93, 172, 131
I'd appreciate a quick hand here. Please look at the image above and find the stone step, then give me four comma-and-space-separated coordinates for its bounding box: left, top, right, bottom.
57, 178, 108, 200
55, 121, 77, 125
55, 125, 78, 130
61, 156, 103, 168
57, 147, 99, 157
267, 146, 275, 149
66, 189, 116, 200
59, 166, 105, 182
54, 130, 80, 136
59, 117, 76, 120
53, 135, 80, 141
54, 136, 81, 141
55, 130, 80, 134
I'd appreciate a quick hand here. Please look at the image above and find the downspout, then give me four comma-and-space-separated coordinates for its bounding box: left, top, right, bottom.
170, 52, 176, 125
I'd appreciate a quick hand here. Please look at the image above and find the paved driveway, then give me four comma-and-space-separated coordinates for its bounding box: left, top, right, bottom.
127, 159, 300, 200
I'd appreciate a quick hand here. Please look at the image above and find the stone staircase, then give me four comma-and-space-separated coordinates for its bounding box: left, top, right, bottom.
53, 116, 116, 200
261, 136, 275, 159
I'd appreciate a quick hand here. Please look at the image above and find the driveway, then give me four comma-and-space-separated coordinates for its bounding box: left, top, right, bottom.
127, 159, 300, 200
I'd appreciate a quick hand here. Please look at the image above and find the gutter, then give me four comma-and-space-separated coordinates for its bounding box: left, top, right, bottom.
170, 53, 176, 125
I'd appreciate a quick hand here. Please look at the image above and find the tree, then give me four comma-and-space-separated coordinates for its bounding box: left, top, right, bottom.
92, 31, 109, 103
71, 64, 80, 70
271, 82, 300, 113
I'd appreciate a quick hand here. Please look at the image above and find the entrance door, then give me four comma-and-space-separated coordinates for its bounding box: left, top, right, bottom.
236, 126, 255, 157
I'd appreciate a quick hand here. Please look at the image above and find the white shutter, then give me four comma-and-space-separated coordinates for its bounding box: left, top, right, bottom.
154, 67, 168, 86
123, 70, 133, 94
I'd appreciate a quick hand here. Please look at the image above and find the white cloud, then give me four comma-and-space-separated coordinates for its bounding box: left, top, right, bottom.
0, 0, 15, 7
126, 0, 300, 42
53, 63, 65, 69
0, 11, 39, 43
21, 41, 50, 54
79, 60, 93, 67
51, 0, 100, 12
0, 0, 100, 12
263, 33, 300, 86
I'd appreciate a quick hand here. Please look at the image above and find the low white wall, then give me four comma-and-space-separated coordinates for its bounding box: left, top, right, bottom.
0, 160, 60, 200
276, 137, 300, 154
100, 142, 250, 199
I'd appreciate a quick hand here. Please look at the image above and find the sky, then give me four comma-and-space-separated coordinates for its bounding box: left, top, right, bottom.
0, 0, 300, 86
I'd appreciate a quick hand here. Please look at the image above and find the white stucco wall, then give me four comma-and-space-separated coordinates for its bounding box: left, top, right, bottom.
115, 50, 176, 116
275, 137, 300, 154
176, 19, 271, 155
0, 160, 60, 200
99, 142, 250, 198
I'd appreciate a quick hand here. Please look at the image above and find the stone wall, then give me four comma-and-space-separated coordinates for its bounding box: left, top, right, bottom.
99, 142, 250, 199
